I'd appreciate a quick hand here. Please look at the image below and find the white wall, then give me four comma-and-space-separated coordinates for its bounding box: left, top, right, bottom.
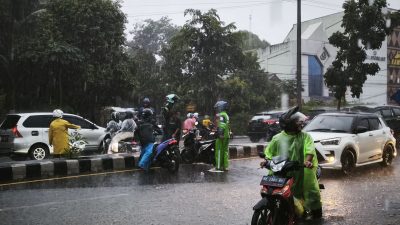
257, 11, 389, 105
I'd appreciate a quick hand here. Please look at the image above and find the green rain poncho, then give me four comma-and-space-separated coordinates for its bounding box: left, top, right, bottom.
215, 111, 230, 170
264, 131, 322, 211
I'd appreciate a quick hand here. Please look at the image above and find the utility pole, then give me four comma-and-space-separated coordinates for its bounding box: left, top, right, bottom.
296, 0, 302, 110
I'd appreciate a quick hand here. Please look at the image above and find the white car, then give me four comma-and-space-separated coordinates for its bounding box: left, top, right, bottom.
304, 112, 397, 174
0, 113, 106, 160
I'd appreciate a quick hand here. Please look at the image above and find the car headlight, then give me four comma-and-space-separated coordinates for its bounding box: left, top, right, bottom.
320, 138, 341, 145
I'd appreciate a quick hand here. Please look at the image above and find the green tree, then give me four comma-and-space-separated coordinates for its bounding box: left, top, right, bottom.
233, 30, 270, 51
127, 17, 179, 109
325, 0, 393, 110
45, 0, 129, 117
0, 0, 42, 110
128, 17, 179, 55
162, 9, 245, 113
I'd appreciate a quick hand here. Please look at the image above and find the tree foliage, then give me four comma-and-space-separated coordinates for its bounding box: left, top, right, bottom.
0, 4, 283, 133
325, 0, 393, 110
0, 0, 129, 120
126, 17, 180, 110
233, 30, 270, 51
162, 9, 246, 113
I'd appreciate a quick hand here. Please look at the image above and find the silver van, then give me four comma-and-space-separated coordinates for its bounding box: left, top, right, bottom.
0, 113, 106, 160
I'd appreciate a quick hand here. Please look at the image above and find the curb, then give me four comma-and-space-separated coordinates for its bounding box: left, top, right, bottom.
0, 144, 266, 183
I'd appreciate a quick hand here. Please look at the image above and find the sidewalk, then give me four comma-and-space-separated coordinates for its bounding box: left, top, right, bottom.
0, 144, 267, 183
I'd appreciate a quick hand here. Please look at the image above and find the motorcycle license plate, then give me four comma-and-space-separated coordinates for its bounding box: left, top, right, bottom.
260, 175, 287, 187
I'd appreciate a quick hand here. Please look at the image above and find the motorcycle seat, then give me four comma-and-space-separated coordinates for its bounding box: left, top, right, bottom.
199, 140, 214, 145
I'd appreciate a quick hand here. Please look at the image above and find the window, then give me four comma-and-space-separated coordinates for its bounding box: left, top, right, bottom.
63, 116, 92, 129
380, 109, 392, 118
358, 118, 370, 130
0, 115, 21, 129
392, 108, 400, 117
368, 118, 382, 130
23, 115, 53, 128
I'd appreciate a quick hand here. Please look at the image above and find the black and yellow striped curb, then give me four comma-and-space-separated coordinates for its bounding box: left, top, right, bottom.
0, 145, 266, 183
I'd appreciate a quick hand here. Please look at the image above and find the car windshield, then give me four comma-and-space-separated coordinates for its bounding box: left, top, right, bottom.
304, 115, 354, 133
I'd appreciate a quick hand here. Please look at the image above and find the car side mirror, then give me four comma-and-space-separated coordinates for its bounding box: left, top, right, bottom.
355, 126, 368, 134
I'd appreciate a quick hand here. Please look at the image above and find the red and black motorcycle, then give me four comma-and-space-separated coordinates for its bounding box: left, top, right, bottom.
251, 154, 323, 225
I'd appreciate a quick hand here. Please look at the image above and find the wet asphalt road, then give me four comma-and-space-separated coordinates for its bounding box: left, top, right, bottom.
1, 157, 400, 225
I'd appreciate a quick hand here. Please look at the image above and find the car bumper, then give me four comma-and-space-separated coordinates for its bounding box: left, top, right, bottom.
314, 143, 343, 170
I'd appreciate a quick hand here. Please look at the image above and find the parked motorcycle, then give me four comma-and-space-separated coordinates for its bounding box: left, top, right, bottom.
151, 138, 181, 173
180, 128, 216, 164
251, 153, 323, 225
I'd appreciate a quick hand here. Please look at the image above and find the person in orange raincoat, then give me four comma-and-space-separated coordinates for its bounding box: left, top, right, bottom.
49, 109, 80, 157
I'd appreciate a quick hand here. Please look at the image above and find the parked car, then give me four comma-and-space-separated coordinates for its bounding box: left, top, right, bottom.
0, 113, 106, 160
348, 105, 400, 144
247, 110, 284, 143
304, 112, 397, 174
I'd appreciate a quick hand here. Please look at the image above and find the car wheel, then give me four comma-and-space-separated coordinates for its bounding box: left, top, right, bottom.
29, 144, 50, 160
341, 149, 355, 175
250, 136, 260, 143
381, 144, 394, 167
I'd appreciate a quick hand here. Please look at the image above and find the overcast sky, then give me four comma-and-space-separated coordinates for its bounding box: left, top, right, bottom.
120, 0, 400, 45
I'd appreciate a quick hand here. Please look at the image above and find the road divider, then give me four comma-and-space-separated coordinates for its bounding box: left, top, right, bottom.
0, 144, 267, 183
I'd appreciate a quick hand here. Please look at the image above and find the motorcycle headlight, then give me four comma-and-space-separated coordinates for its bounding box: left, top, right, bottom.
270, 161, 285, 172
320, 138, 341, 145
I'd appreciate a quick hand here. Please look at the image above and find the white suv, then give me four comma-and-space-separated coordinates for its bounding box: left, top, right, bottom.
0, 113, 106, 160
304, 112, 397, 174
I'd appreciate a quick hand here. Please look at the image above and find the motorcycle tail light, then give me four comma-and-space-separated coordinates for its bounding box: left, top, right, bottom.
273, 184, 291, 198
168, 139, 177, 145
263, 119, 276, 125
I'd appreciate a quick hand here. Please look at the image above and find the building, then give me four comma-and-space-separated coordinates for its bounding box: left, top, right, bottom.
257, 11, 395, 105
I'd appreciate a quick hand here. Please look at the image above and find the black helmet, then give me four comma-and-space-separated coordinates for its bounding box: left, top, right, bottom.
111, 112, 119, 121
143, 97, 150, 105
142, 108, 153, 121
125, 110, 134, 119
279, 106, 307, 133
214, 100, 228, 113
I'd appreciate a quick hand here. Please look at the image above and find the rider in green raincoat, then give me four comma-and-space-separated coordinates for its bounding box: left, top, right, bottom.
214, 101, 230, 171
263, 106, 322, 219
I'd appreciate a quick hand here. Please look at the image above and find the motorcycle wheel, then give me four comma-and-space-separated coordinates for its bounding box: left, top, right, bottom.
181, 149, 195, 164
251, 208, 272, 225
167, 146, 180, 173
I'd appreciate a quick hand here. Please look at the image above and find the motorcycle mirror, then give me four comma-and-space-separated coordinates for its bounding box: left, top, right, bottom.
258, 152, 266, 158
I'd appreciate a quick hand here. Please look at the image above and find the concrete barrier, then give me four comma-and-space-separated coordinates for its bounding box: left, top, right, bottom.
0, 144, 267, 183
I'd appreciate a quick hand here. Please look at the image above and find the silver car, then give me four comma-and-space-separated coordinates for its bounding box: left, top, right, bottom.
0, 113, 106, 160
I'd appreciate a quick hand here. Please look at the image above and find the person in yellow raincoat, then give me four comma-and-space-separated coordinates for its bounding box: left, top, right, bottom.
49, 109, 80, 158
262, 106, 322, 220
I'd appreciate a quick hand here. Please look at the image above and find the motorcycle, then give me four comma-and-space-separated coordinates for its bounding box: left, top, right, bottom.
151, 138, 181, 173
251, 153, 323, 225
180, 128, 216, 164
102, 132, 138, 154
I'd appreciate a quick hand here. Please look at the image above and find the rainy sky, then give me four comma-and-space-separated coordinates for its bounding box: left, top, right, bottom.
121, 0, 400, 45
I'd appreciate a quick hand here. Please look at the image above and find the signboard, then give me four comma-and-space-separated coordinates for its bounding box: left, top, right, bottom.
317, 46, 330, 65
366, 51, 386, 62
